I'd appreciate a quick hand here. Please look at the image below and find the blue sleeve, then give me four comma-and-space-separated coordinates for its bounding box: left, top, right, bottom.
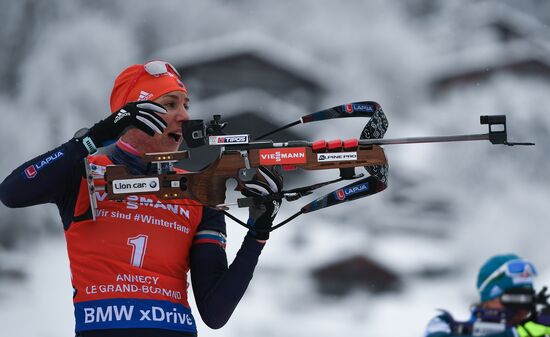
189, 235, 264, 329
424, 314, 517, 337
0, 139, 88, 227
197, 207, 226, 236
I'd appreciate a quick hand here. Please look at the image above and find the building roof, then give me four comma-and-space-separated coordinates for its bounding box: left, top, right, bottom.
155, 31, 329, 99
428, 1, 550, 94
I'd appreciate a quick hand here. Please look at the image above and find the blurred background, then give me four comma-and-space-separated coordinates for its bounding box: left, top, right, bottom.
0, 0, 549, 336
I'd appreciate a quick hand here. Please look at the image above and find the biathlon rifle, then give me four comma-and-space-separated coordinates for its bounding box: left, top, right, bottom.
85, 101, 534, 232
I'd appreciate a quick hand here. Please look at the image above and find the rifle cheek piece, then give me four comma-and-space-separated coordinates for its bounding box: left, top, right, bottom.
182, 120, 207, 148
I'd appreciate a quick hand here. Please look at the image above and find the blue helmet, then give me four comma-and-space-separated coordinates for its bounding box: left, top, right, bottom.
476, 254, 537, 302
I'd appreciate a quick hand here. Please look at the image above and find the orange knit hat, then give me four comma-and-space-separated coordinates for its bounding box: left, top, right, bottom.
109, 61, 187, 112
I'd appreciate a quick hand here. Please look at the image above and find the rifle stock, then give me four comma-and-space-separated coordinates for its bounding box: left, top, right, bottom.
105, 145, 387, 207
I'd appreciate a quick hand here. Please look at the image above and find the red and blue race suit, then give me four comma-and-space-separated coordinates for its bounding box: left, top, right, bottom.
0, 139, 265, 337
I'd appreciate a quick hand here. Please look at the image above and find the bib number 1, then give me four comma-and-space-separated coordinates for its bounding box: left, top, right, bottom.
127, 234, 148, 268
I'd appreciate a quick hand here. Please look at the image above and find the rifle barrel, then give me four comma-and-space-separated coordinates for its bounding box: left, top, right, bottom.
225, 132, 533, 149
358, 133, 489, 145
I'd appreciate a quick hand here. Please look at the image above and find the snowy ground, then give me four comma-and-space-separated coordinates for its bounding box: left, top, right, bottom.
0, 237, 74, 337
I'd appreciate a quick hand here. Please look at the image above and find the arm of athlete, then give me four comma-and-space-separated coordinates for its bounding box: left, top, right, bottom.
189, 208, 265, 330
190, 238, 264, 329
190, 167, 282, 329
0, 101, 166, 209
0, 139, 88, 208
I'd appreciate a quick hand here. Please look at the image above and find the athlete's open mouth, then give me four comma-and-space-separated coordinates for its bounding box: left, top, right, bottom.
168, 132, 182, 142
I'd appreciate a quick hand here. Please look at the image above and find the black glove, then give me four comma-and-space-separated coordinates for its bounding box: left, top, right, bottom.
86, 101, 168, 148
241, 166, 283, 241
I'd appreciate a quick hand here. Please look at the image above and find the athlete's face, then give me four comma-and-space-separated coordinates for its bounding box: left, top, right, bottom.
152, 91, 190, 152
482, 297, 531, 325
122, 90, 190, 154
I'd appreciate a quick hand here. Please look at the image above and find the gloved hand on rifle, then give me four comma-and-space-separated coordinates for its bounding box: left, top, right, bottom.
241, 166, 283, 241
75, 101, 167, 153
